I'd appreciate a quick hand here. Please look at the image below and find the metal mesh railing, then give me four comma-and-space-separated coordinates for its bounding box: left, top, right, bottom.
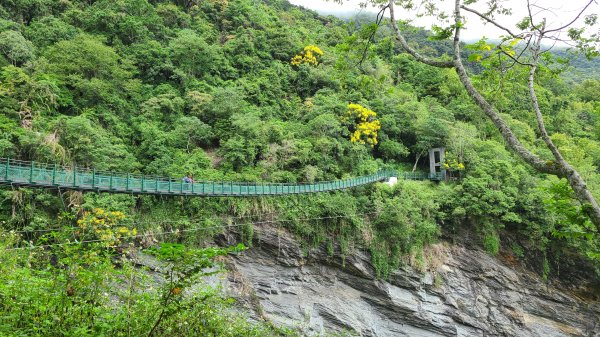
0, 158, 444, 196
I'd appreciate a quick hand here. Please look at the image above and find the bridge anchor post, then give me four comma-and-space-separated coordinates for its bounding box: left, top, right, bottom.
429, 147, 447, 181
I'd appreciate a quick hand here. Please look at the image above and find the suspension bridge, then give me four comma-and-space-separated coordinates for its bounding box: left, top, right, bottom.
0, 158, 444, 197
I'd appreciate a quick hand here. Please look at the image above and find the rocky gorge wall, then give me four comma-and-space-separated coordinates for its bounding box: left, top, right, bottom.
216, 224, 600, 337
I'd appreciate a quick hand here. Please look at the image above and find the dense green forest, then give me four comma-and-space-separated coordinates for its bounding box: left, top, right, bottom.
0, 0, 599, 335
554, 49, 600, 84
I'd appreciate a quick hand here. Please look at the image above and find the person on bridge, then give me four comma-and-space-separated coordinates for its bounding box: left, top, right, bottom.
182, 174, 193, 183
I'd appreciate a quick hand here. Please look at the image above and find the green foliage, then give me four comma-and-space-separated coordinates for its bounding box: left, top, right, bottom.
483, 228, 501, 255
1, 0, 599, 295
0, 225, 281, 337
25, 16, 78, 47
511, 242, 525, 258
576, 79, 600, 102
542, 179, 599, 263
57, 115, 139, 170
0, 30, 34, 65
169, 29, 224, 79
544, 179, 595, 240
0, 65, 60, 123
369, 181, 441, 278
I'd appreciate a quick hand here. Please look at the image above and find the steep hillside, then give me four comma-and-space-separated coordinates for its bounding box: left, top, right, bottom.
0, 0, 599, 335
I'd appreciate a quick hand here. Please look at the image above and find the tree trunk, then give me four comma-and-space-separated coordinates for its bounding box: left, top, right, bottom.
526, 31, 600, 229
386, 0, 600, 231
412, 152, 422, 172
564, 166, 600, 227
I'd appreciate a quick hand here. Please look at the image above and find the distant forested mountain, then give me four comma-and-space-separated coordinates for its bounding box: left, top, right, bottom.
553, 49, 600, 84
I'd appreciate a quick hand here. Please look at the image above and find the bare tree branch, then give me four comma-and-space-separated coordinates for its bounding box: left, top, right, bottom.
543, 34, 580, 46
545, 0, 596, 34
497, 35, 535, 69
498, 48, 535, 66
460, 5, 519, 38
388, 0, 454, 68
356, 4, 389, 67
527, 0, 540, 33
516, 35, 533, 58
527, 28, 564, 161
540, 37, 559, 54
530, 4, 560, 19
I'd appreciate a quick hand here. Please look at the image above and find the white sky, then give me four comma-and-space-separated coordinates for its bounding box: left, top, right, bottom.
288, 0, 599, 42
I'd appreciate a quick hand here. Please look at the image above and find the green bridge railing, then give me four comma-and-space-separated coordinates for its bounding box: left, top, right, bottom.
0, 158, 443, 197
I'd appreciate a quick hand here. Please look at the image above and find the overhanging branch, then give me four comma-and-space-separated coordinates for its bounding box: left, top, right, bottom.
388, 0, 454, 68
460, 5, 519, 38
544, 0, 596, 34
451, 0, 560, 175
356, 4, 389, 67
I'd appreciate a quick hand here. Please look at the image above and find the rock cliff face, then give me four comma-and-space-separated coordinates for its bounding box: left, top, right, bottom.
218, 224, 600, 337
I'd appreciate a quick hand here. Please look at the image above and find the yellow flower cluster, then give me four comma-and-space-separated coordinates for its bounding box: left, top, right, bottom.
291, 45, 324, 66
77, 208, 136, 247
443, 159, 465, 171
343, 103, 381, 147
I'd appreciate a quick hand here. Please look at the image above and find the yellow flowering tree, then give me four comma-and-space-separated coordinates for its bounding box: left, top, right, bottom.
76, 208, 136, 248
342, 103, 381, 147
291, 45, 323, 66
443, 159, 465, 171
443, 153, 465, 178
